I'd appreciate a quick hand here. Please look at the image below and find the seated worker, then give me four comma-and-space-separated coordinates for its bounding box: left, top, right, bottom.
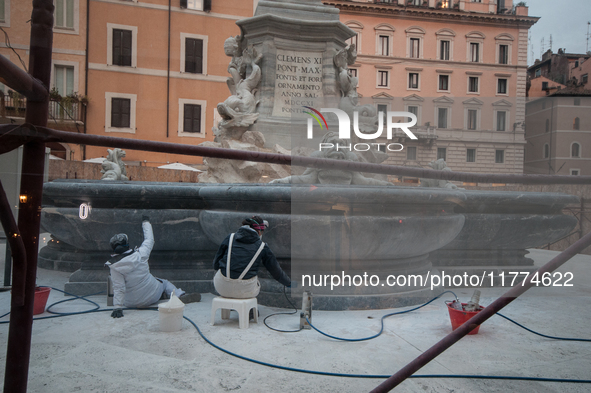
213, 216, 291, 298
106, 215, 201, 318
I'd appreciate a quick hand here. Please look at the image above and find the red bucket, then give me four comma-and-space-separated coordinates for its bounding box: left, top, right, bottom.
33, 287, 51, 315
446, 302, 484, 335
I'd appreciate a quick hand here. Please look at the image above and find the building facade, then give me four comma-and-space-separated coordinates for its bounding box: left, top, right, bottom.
3, 0, 540, 175
84, 0, 254, 166
528, 48, 590, 86
1, 0, 257, 166
325, 0, 538, 176
0, 0, 88, 159
524, 93, 591, 176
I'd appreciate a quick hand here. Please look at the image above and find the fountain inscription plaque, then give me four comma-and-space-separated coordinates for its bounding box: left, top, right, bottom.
272, 49, 323, 117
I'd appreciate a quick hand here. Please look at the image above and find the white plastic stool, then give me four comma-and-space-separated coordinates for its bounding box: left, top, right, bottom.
211, 297, 258, 329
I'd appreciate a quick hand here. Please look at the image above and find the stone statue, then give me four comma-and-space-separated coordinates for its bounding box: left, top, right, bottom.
215, 45, 263, 140
334, 45, 381, 135
419, 159, 461, 189
224, 35, 247, 93
101, 148, 129, 181
270, 132, 392, 186
333, 44, 389, 178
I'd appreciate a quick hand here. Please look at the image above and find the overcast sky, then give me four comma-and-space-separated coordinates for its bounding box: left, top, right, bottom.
527, 0, 590, 64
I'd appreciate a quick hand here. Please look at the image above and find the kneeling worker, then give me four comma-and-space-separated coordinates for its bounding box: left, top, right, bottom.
213, 216, 291, 298
106, 215, 201, 318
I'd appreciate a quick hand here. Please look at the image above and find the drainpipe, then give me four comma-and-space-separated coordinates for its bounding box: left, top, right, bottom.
549, 97, 554, 174
166, 0, 171, 139
83, 0, 90, 160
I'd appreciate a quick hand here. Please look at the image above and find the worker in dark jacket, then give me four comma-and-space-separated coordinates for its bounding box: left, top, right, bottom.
213, 216, 291, 298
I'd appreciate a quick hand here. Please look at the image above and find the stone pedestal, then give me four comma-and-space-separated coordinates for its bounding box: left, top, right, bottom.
236, 0, 354, 148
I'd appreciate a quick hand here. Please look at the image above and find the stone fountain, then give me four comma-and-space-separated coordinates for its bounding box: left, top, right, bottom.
38, 0, 578, 310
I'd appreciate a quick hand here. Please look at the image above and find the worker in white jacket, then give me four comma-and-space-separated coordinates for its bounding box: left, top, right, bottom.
106, 216, 200, 318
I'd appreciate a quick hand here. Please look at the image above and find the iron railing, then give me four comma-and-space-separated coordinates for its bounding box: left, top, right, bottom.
0, 93, 86, 123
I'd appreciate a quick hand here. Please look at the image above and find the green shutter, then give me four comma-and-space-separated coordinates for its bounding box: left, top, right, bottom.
66, 0, 74, 28
56, 0, 64, 27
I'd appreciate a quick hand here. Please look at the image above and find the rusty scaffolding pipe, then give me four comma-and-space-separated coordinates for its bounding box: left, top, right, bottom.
370, 229, 591, 392
1, 124, 591, 185
0, 55, 47, 102
3, 1, 53, 392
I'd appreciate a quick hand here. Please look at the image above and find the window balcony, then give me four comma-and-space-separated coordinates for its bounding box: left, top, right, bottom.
0, 92, 86, 125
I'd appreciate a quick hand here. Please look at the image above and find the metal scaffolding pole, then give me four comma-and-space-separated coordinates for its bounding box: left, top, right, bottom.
1, 124, 591, 185
3, 1, 53, 392
370, 230, 591, 392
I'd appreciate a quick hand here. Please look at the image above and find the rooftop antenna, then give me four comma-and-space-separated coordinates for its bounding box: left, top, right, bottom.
540, 37, 545, 58
587, 21, 590, 53
549, 34, 553, 52
528, 32, 533, 65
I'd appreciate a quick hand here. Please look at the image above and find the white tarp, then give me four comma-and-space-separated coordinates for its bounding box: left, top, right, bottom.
158, 163, 202, 172
83, 157, 106, 163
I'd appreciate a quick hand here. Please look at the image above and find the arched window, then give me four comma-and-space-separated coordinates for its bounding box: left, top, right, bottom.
436, 28, 455, 61
345, 21, 364, 52
466, 31, 485, 63
375, 24, 395, 57
544, 143, 549, 158
406, 26, 426, 59
571, 142, 580, 158
545, 119, 550, 133
573, 117, 580, 130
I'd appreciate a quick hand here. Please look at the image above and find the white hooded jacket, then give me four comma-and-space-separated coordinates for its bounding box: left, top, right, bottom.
105, 221, 162, 308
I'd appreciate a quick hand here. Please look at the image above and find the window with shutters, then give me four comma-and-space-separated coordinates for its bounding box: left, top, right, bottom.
496, 110, 507, 131
495, 150, 505, 164
408, 73, 419, 90
185, 38, 203, 74
378, 35, 390, 56
470, 43, 480, 62
183, 104, 201, 133
467, 109, 478, 130
410, 38, 420, 58
405, 103, 421, 125
438, 74, 449, 92
407, 146, 417, 160
573, 117, 580, 130
180, 33, 208, 75
466, 148, 476, 163
468, 76, 479, 93
55, 0, 74, 29
105, 92, 136, 133
407, 105, 418, 119
108, 24, 137, 67
53, 64, 76, 96
0, 0, 6, 24
180, 0, 211, 11
498, 44, 509, 64
437, 148, 447, 161
497, 78, 507, 95
178, 99, 206, 138
111, 98, 131, 128
440, 40, 450, 60
377, 70, 389, 88
113, 29, 132, 66
437, 107, 448, 129
571, 142, 581, 158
